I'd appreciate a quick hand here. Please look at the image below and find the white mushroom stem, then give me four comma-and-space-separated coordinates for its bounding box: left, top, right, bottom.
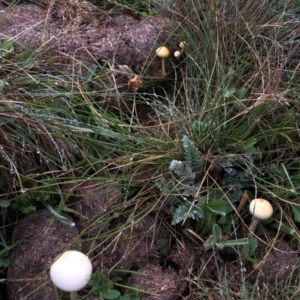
161, 59, 166, 76
248, 218, 259, 238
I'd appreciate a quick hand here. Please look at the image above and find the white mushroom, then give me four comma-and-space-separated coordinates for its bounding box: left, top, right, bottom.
174, 41, 186, 58
156, 46, 170, 76
174, 50, 181, 58
249, 198, 273, 237
50, 250, 92, 300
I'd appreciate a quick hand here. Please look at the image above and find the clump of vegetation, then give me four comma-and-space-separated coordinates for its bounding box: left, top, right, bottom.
1, 0, 300, 299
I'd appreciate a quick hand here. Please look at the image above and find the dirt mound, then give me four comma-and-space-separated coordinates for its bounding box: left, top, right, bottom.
7, 209, 79, 300
0, 1, 179, 82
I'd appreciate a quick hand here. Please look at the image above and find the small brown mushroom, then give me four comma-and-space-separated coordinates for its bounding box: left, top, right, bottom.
128, 74, 143, 92
236, 191, 249, 214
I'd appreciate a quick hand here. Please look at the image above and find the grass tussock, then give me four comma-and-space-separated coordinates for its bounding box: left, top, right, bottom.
1, 0, 300, 299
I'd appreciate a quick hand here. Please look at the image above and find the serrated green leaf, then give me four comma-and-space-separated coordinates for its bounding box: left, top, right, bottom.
182, 135, 203, 172
172, 204, 202, 225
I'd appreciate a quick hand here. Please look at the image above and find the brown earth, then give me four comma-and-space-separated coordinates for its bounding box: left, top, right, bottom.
6, 180, 299, 299
0, 1, 179, 87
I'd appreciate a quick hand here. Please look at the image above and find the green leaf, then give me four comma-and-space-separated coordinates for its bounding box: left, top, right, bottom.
200, 211, 215, 236
205, 199, 232, 215
222, 238, 249, 248
197, 196, 206, 208
182, 135, 203, 172
291, 205, 300, 222
242, 238, 258, 258
240, 138, 257, 150
102, 289, 121, 299
0, 39, 14, 59
171, 203, 202, 225
44, 203, 75, 226
272, 220, 295, 237
223, 84, 236, 98
0, 200, 10, 208
192, 120, 209, 133
0, 80, 7, 91
212, 224, 222, 243
121, 295, 140, 300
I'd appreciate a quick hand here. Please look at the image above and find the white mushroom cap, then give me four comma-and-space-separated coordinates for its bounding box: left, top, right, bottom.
50, 250, 92, 292
156, 46, 170, 59
249, 198, 273, 220
174, 50, 181, 58
179, 41, 186, 49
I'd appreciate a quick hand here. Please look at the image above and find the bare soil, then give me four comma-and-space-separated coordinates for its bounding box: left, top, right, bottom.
6, 180, 299, 299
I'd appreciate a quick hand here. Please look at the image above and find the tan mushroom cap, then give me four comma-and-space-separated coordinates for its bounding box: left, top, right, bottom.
249, 198, 273, 220
156, 46, 170, 58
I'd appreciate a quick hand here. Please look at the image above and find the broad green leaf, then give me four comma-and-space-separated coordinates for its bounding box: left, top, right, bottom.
0, 200, 10, 208
102, 289, 121, 299
222, 238, 249, 248
223, 84, 236, 98
212, 224, 222, 243
242, 238, 258, 258
205, 199, 232, 215
121, 294, 140, 300
240, 138, 257, 150
197, 196, 206, 208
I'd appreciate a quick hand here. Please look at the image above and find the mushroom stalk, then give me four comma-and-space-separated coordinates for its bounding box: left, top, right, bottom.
248, 218, 259, 238
70, 292, 78, 300
161, 59, 166, 76
156, 46, 170, 77
236, 191, 248, 214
